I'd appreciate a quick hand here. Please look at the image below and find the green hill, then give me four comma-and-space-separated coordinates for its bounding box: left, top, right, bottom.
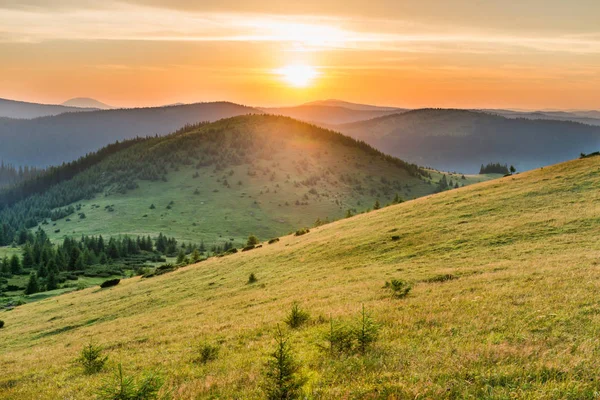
1, 154, 599, 398
0, 115, 492, 306
335, 109, 600, 173
1, 115, 482, 248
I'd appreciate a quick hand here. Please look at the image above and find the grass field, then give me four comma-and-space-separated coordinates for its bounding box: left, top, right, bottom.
39, 167, 493, 247
29, 116, 498, 247
2, 156, 598, 399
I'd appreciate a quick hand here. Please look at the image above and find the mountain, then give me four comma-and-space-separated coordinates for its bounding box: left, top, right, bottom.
260, 104, 403, 125
335, 109, 600, 173
0, 102, 260, 167
0, 115, 484, 249
0, 98, 97, 119
2, 152, 599, 398
62, 97, 114, 110
485, 109, 600, 127
303, 99, 404, 111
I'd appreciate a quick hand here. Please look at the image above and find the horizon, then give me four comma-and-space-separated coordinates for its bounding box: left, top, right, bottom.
2, 1, 600, 110
3, 96, 600, 113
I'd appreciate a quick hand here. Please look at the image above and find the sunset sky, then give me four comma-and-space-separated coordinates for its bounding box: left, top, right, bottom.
1, 0, 600, 109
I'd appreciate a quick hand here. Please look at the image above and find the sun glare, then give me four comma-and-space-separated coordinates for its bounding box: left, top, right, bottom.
275, 65, 319, 88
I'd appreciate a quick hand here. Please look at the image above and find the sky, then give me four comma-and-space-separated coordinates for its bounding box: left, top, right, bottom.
1, 0, 599, 109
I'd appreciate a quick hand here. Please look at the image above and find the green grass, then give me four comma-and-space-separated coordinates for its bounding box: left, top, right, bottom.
2, 156, 596, 399
31, 116, 496, 247
0, 246, 19, 259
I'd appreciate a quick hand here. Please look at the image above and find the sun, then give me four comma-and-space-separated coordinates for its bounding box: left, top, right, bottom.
275, 65, 319, 88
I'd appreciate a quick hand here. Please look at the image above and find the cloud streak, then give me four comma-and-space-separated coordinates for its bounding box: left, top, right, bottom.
1, 2, 600, 56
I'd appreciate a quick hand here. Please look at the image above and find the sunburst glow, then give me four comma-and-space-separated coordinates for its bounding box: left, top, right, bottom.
275, 65, 320, 88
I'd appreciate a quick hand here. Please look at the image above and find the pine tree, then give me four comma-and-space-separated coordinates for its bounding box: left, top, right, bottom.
10, 255, 21, 275
46, 270, 58, 291
22, 244, 35, 269
25, 272, 40, 295
374, 200, 380, 210
264, 327, 304, 400
1, 256, 9, 275
191, 249, 201, 263
176, 249, 185, 264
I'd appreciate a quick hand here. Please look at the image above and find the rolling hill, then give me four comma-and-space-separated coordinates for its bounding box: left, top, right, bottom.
260, 104, 402, 125
0, 115, 484, 250
62, 98, 114, 110
1, 151, 599, 398
0, 98, 98, 119
335, 109, 600, 173
487, 109, 600, 127
0, 102, 260, 167
302, 99, 404, 112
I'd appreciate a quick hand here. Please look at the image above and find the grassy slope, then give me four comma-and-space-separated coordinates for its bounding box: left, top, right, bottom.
3, 156, 599, 399
32, 115, 485, 247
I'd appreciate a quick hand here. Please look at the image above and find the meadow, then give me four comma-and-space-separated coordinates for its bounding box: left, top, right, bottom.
2, 156, 598, 399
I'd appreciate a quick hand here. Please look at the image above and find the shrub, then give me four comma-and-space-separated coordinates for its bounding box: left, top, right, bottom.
247, 235, 259, 246
325, 317, 355, 355
285, 302, 310, 329
294, 228, 310, 236
0, 320, 4, 329
324, 307, 379, 355
100, 279, 120, 289
425, 274, 457, 283
385, 279, 412, 298
194, 343, 219, 364
268, 238, 280, 244
242, 245, 255, 252
77, 341, 108, 374
248, 273, 257, 284
391, 235, 400, 241
263, 327, 305, 400
97, 364, 163, 400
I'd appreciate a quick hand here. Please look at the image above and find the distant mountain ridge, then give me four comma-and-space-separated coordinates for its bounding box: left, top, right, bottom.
61, 97, 114, 110
303, 99, 404, 111
335, 109, 600, 173
260, 104, 402, 125
0, 102, 261, 166
0, 98, 97, 119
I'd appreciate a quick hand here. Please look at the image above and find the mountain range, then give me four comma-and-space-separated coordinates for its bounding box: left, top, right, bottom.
1, 97, 600, 173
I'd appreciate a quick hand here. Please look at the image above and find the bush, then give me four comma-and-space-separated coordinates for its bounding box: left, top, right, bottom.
294, 228, 310, 236
385, 279, 412, 298
97, 364, 163, 400
248, 273, 257, 284
425, 274, 457, 283
194, 343, 219, 364
242, 245, 255, 252
268, 238, 280, 244
324, 307, 379, 355
325, 318, 355, 355
0, 320, 4, 329
263, 327, 305, 400
285, 302, 310, 329
247, 235, 259, 246
77, 341, 108, 374
100, 279, 120, 289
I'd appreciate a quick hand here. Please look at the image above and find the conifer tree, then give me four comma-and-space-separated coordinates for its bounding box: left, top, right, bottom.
25, 272, 40, 295
46, 270, 58, 291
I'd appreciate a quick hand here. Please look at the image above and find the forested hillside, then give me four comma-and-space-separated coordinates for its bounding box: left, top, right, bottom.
335, 109, 600, 173
0, 102, 259, 166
